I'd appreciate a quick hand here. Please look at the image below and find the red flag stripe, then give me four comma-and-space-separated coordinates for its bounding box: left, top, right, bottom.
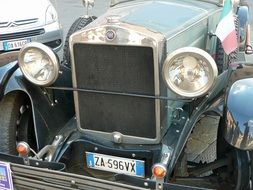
221, 30, 237, 55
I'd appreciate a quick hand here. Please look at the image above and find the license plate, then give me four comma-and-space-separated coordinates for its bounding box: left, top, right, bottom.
3, 38, 31, 51
86, 152, 145, 177
0, 161, 14, 190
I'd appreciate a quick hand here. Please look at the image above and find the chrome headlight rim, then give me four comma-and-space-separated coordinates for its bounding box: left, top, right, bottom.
18, 42, 59, 86
162, 47, 218, 98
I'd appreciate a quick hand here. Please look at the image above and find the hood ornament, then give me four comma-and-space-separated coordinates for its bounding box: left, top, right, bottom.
82, 0, 95, 18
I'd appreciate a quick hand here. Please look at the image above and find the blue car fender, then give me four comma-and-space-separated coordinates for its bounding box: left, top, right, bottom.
224, 63, 253, 150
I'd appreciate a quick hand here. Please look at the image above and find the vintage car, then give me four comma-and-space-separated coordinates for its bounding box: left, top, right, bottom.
0, 0, 62, 53
0, 0, 252, 189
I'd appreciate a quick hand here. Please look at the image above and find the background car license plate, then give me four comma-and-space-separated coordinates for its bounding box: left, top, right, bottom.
3, 38, 31, 51
86, 152, 145, 177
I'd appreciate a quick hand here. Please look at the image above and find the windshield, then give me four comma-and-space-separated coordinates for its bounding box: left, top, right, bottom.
110, 0, 223, 6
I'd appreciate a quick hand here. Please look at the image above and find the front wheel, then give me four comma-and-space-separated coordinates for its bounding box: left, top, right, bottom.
216, 117, 250, 190
181, 116, 251, 189
0, 93, 36, 155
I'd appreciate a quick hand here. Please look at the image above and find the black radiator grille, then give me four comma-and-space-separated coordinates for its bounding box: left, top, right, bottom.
73, 43, 156, 138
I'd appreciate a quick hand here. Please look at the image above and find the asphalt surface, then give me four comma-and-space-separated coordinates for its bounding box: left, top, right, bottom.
50, 0, 109, 59
51, 0, 109, 39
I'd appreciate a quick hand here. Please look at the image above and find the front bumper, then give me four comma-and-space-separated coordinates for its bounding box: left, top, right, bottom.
0, 153, 213, 190
0, 21, 63, 53
8, 163, 146, 190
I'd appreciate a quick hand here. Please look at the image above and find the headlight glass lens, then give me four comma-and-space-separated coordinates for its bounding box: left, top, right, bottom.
18, 42, 59, 86
163, 47, 218, 98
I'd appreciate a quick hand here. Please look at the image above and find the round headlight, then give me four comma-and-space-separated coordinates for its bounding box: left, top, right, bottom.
18, 42, 59, 86
162, 47, 218, 98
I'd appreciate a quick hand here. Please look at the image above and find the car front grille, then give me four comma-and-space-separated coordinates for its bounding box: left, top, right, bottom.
0, 29, 45, 41
73, 43, 156, 139
0, 18, 38, 28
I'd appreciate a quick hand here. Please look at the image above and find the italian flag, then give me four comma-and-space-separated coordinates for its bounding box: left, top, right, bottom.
215, 0, 237, 55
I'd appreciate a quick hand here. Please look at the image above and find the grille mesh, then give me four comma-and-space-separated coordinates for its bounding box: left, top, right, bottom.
73, 43, 156, 138
0, 29, 45, 41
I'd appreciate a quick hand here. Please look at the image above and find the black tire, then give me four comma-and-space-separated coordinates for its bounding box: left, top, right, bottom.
0, 93, 35, 155
249, 152, 253, 190
216, 16, 239, 73
63, 16, 96, 66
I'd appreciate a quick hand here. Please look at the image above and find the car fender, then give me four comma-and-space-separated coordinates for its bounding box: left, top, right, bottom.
0, 56, 74, 150
224, 63, 253, 150
0, 52, 19, 98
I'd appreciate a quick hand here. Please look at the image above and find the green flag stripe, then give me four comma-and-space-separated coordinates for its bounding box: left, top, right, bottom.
221, 0, 232, 19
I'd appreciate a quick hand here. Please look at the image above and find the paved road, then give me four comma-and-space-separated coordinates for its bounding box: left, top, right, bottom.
51, 0, 109, 59
52, 0, 109, 39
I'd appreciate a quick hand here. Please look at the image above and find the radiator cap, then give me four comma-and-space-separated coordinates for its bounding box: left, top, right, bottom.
106, 15, 121, 24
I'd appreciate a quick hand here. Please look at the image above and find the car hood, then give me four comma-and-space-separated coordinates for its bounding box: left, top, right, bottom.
0, 0, 50, 25
98, 0, 219, 37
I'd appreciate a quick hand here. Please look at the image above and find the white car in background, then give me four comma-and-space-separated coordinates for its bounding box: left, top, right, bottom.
0, 0, 62, 53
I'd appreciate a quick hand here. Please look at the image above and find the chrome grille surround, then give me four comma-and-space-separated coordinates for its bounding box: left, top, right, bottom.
70, 21, 165, 144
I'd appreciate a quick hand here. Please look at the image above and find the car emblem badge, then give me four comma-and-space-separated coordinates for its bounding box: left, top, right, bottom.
106, 30, 116, 41
8, 22, 18, 27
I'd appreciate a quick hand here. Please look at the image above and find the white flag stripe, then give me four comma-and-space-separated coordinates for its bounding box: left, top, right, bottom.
215, 11, 235, 41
